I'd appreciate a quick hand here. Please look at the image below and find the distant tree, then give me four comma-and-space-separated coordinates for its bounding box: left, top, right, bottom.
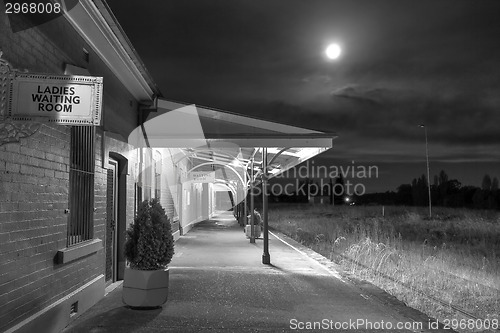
333, 175, 345, 204
448, 179, 461, 192
322, 181, 332, 197
492, 177, 499, 191
492, 177, 500, 210
328, 178, 335, 204
439, 170, 449, 185
396, 184, 412, 205
433, 175, 439, 187
482, 174, 492, 191
462, 186, 479, 208
436, 170, 450, 205
487, 193, 498, 210
411, 178, 418, 205
472, 188, 486, 209
295, 179, 310, 202
411, 174, 428, 206
364, 171, 498, 210
309, 179, 320, 197
443, 179, 462, 207
335, 174, 344, 187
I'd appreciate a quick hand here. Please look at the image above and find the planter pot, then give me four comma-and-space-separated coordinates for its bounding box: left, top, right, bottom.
244, 224, 261, 238
122, 267, 169, 308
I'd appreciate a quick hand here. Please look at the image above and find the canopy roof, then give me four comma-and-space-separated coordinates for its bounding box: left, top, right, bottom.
129, 99, 337, 180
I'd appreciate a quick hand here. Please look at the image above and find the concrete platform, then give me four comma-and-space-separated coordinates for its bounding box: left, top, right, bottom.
62, 211, 451, 333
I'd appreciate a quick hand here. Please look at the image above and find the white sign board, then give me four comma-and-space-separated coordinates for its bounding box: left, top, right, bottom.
190, 171, 216, 183
7, 73, 103, 125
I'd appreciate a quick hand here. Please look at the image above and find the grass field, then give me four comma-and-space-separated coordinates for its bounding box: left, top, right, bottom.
268, 203, 500, 332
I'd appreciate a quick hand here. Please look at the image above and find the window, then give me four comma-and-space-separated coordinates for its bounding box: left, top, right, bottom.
67, 126, 95, 246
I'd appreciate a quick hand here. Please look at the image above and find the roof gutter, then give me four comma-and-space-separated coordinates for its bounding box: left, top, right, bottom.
62, 0, 161, 102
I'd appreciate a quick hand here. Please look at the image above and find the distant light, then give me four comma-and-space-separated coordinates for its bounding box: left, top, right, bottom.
345, 197, 350, 202
325, 44, 341, 60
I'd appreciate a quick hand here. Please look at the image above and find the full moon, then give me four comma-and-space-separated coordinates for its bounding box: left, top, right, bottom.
325, 43, 341, 60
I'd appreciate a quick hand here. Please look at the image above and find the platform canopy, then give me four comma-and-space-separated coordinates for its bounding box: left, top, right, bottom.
129, 99, 337, 180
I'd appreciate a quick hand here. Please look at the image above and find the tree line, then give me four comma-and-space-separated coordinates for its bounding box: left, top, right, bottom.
357, 171, 500, 210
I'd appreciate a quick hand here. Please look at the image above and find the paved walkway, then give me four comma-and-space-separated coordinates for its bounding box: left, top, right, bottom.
62, 211, 450, 333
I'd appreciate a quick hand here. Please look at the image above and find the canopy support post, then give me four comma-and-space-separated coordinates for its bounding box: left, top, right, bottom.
243, 166, 247, 227
262, 147, 270, 264
249, 157, 256, 243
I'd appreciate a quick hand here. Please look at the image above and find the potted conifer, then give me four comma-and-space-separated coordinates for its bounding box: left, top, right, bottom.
123, 198, 175, 308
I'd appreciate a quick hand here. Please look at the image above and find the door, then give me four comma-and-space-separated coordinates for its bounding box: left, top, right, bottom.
105, 158, 119, 284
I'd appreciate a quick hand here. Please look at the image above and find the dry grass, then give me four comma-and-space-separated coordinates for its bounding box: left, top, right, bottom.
268, 204, 500, 333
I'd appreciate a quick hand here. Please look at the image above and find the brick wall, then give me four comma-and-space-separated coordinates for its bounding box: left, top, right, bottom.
0, 126, 110, 330
0, 4, 141, 331
0, 125, 74, 329
0, 5, 87, 329
0, 5, 87, 75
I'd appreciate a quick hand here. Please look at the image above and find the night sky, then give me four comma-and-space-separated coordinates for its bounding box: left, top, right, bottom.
105, 0, 500, 192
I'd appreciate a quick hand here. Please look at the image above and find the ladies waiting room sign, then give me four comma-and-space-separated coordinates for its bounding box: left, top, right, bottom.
5, 72, 103, 125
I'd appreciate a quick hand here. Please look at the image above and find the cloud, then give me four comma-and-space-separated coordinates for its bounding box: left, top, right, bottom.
329, 84, 416, 107
233, 82, 500, 160
330, 85, 379, 105
302, 74, 332, 85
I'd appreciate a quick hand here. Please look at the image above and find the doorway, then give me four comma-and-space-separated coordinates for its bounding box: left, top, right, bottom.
105, 158, 119, 284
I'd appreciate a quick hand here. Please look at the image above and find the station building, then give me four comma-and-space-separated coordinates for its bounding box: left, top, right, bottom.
0, 1, 335, 332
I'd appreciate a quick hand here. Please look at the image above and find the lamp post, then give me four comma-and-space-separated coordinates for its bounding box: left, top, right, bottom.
419, 124, 432, 219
